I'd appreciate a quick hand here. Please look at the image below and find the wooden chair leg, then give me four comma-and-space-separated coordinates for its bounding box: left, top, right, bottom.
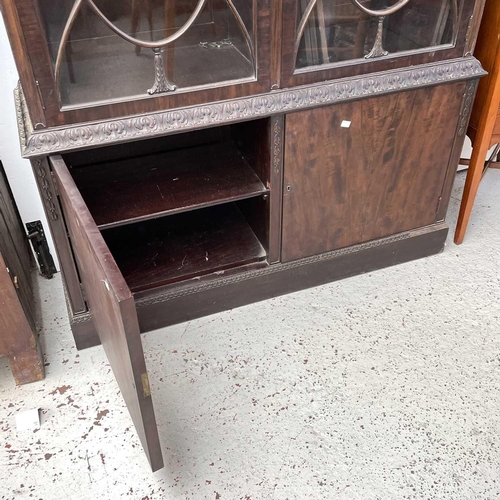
454, 139, 491, 244
455, 47, 500, 245
131, 0, 141, 55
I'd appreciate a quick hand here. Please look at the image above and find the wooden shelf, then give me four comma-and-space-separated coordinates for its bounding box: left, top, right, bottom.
102, 203, 267, 292
71, 142, 268, 229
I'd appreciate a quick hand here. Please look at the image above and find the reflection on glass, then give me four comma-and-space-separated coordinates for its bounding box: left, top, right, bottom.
295, 0, 457, 69
37, 0, 256, 107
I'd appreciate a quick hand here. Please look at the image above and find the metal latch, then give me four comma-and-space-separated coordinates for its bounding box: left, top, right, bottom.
26, 221, 57, 279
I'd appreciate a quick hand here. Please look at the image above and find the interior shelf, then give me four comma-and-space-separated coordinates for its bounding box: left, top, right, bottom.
71, 142, 268, 229
102, 203, 267, 292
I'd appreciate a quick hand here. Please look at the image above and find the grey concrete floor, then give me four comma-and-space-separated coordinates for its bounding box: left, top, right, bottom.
1, 170, 500, 500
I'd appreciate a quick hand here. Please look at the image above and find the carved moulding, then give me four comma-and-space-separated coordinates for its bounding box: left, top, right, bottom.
70, 228, 413, 328
17, 57, 485, 158
135, 230, 412, 307
458, 79, 478, 137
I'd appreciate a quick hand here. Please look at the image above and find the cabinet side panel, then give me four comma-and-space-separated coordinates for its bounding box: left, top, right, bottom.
0, 0, 46, 127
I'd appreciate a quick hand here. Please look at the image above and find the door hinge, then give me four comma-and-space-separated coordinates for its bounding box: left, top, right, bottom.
141, 373, 151, 398
26, 221, 57, 279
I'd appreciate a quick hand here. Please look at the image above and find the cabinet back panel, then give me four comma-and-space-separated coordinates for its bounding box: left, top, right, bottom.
282, 82, 465, 262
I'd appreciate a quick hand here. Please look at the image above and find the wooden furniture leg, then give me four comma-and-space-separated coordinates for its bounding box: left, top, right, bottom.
131, 0, 154, 55
455, 61, 500, 244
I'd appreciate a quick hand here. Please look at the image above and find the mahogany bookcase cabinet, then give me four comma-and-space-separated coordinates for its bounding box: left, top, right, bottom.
1, 0, 487, 471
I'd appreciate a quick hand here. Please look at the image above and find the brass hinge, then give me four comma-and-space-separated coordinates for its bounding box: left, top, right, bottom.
141, 373, 151, 398
5, 267, 20, 289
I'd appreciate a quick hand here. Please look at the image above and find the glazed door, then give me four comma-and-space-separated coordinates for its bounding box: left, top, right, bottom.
50, 155, 164, 471
281, 82, 466, 262
281, 0, 478, 88
3, 0, 270, 127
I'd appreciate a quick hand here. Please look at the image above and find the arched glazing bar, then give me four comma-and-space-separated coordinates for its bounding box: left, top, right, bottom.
295, 0, 460, 67
55, 0, 256, 97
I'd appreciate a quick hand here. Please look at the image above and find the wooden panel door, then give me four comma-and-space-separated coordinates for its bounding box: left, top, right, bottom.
50, 156, 163, 471
0, 162, 34, 324
282, 82, 466, 262
0, 162, 44, 385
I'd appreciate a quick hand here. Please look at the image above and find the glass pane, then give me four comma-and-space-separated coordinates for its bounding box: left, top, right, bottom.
37, 0, 256, 108
296, 0, 457, 70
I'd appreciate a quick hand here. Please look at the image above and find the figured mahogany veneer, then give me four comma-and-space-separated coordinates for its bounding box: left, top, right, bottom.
282, 82, 466, 262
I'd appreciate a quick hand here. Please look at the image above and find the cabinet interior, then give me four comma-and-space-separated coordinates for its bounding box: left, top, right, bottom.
62, 119, 271, 290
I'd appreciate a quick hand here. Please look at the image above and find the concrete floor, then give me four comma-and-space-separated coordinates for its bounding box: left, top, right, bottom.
1, 170, 499, 500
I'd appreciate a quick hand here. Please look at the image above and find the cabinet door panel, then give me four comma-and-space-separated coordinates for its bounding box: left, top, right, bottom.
50, 155, 163, 472
281, 0, 478, 88
3, 0, 271, 126
282, 82, 465, 262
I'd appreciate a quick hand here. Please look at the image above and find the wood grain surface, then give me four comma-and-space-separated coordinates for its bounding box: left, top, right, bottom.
51, 155, 164, 471
282, 83, 465, 262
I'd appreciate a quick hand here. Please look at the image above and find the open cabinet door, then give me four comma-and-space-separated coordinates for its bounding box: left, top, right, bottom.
50, 155, 164, 472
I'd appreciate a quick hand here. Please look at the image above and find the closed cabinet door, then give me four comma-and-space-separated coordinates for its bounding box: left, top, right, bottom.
281, 82, 465, 263
281, 0, 478, 88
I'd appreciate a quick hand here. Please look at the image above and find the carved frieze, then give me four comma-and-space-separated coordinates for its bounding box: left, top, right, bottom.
458, 79, 478, 137
17, 58, 485, 157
